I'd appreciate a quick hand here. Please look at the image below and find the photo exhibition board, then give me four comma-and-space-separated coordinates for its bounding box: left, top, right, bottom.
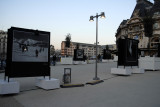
12, 30, 49, 62
73, 49, 84, 61
118, 38, 139, 67
5, 27, 50, 78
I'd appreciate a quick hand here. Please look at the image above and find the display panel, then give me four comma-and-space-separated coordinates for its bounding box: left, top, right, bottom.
5, 27, 50, 78
118, 38, 139, 66
73, 49, 84, 61
76, 49, 84, 59
103, 49, 111, 59
126, 39, 138, 62
12, 30, 49, 62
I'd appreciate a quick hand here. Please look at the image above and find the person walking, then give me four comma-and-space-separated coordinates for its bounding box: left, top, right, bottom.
35, 49, 39, 57
52, 55, 57, 66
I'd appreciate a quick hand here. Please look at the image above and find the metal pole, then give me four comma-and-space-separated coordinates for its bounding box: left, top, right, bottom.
93, 13, 100, 80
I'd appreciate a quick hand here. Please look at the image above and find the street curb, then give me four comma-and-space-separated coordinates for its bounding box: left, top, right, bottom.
60, 84, 84, 88
86, 80, 104, 85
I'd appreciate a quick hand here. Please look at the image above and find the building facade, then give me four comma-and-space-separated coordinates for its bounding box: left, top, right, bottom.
61, 41, 117, 58
116, 0, 160, 56
101, 44, 117, 51
0, 30, 7, 60
61, 41, 102, 58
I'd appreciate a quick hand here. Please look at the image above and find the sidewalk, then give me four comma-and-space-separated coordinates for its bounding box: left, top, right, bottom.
0, 62, 160, 107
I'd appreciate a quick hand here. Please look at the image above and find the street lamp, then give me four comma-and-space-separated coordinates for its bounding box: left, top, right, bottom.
89, 12, 105, 80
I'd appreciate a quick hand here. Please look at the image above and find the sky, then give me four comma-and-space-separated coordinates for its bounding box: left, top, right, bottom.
0, 0, 154, 49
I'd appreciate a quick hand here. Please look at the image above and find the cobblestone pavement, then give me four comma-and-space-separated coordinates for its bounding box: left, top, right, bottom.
0, 62, 160, 107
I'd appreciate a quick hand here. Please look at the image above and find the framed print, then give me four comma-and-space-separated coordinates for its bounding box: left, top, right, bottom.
5, 27, 50, 78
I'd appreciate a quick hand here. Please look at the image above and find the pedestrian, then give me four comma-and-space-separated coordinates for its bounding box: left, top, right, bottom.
22, 45, 25, 52
98, 54, 101, 62
52, 55, 57, 66
35, 49, 39, 57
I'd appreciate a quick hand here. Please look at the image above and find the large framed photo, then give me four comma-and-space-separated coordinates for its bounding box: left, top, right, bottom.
6, 27, 50, 78
12, 30, 49, 62
103, 49, 111, 59
73, 49, 84, 61
77, 49, 83, 59
118, 38, 139, 66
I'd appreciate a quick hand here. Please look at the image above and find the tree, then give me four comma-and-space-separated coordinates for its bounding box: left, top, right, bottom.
50, 45, 55, 56
106, 45, 109, 51
76, 43, 79, 49
143, 16, 154, 55
65, 33, 71, 48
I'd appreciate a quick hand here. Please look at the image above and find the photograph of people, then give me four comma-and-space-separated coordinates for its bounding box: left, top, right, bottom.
12, 30, 49, 62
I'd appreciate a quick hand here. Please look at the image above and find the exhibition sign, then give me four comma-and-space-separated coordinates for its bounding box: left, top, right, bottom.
103, 49, 111, 59
5, 27, 50, 78
73, 49, 84, 61
118, 38, 139, 67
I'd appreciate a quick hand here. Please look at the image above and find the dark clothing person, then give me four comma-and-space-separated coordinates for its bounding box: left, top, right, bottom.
98, 54, 101, 62
35, 49, 39, 57
22, 45, 25, 52
52, 55, 57, 66
19, 44, 21, 48
83, 55, 87, 61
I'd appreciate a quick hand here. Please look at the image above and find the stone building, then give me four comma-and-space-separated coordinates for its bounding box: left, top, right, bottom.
116, 0, 160, 56
61, 41, 102, 58
0, 30, 7, 60
101, 44, 117, 51
61, 41, 117, 58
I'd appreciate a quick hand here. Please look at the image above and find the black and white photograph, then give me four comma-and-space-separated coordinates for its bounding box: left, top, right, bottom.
127, 39, 138, 62
76, 49, 83, 59
118, 38, 138, 66
12, 30, 49, 62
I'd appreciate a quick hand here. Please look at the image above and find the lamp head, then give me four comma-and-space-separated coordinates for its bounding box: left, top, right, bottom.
89, 16, 94, 22
100, 12, 105, 19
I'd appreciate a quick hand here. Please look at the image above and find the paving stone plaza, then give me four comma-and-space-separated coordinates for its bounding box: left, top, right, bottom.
1, 0, 160, 106
0, 62, 160, 107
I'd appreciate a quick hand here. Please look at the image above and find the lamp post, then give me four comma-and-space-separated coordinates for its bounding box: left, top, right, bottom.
89, 12, 105, 80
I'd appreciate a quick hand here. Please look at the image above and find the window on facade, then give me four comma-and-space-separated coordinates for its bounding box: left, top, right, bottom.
3, 39, 6, 42
140, 36, 143, 39
129, 27, 132, 31
125, 30, 128, 34
133, 35, 139, 40
154, 12, 160, 15
151, 38, 159, 48
134, 26, 140, 31
3, 47, 5, 51
123, 30, 126, 35
153, 23, 159, 29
